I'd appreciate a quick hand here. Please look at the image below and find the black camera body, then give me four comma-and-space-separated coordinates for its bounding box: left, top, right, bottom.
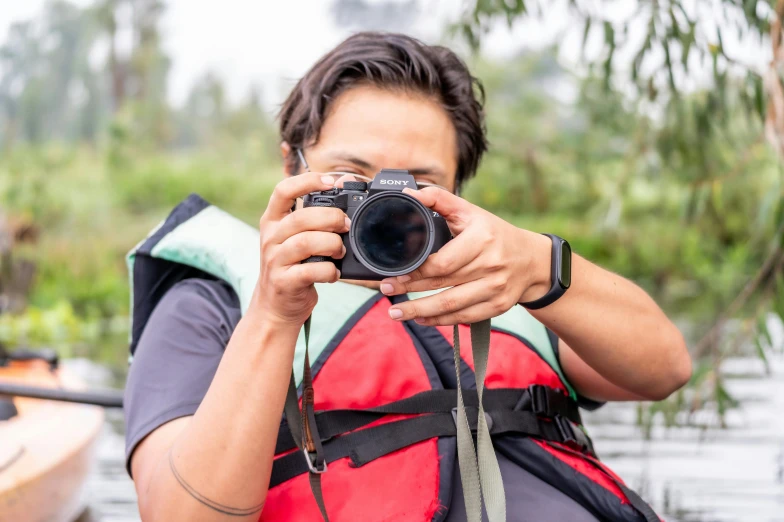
302, 169, 451, 280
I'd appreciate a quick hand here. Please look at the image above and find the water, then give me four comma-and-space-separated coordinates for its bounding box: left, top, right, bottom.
68, 354, 784, 522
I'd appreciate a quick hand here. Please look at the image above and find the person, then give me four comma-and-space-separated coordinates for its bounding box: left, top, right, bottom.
123, 32, 691, 522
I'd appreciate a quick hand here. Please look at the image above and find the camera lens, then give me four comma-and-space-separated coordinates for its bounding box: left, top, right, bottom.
351, 192, 433, 275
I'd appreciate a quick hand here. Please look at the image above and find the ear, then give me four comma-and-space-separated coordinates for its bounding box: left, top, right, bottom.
280, 141, 295, 177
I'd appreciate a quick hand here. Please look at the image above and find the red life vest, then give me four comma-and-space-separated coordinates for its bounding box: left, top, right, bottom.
127, 195, 660, 522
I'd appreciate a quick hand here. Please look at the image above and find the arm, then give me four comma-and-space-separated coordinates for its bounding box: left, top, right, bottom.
132, 315, 300, 522
379, 187, 691, 403
522, 247, 691, 402
130, 172, 348, 521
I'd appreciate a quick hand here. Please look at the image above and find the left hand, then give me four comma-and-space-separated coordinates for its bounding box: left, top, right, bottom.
380, 187, 551, 325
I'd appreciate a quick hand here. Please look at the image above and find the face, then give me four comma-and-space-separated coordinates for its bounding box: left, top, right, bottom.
283, 85, 459, 192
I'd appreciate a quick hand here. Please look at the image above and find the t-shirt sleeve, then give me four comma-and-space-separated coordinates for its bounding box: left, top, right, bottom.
123, 278, 241, 476
546, 327, 605, 412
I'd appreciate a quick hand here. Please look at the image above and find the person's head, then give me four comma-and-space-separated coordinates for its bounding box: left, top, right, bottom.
278, 31, 487, 194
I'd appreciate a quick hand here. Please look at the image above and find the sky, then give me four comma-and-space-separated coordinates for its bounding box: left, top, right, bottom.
0, 0, 581, 110
0, 0, 772, 113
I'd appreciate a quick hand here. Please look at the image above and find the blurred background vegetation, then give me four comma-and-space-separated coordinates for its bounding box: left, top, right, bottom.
1, 0, 783, 428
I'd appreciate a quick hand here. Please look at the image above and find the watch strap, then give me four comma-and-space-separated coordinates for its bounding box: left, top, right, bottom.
521, 234, 569, 310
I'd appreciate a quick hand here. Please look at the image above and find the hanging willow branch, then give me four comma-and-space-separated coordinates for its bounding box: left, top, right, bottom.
693, 221, 784, 359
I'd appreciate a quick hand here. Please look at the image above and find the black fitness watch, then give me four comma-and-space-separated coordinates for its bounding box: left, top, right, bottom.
521, 234, 572, 310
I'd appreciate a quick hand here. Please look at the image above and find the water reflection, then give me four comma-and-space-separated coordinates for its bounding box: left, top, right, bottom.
584, 356, 784, 522
70, 355, 784, 522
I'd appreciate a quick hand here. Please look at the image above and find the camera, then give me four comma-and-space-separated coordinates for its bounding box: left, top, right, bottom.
302, 169, 452, 280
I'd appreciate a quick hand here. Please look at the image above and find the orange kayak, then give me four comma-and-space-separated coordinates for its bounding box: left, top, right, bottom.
0, 359, 104, 522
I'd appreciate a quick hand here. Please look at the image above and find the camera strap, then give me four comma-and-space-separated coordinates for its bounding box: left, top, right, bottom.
283, 316, 507, 522
283, 316, 330, 522
454, 319, 506, 522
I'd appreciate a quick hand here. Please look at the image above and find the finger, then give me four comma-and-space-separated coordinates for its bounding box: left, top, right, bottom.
387, 280, 493, 321
272, 207, 350, 243
278, 231, 346, 265
265, 173, 336, 218
380, 266, 473, 295
403, 186, 472, 234
412, 301, 502, 327
379, 234, 482, 295
285, 262, 341, 286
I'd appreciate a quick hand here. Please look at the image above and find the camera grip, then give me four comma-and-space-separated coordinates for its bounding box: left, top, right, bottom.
303, 255, 333, 264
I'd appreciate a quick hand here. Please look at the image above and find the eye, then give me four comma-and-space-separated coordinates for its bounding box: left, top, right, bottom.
333, 166, 364, 176
414, 176, 438, 186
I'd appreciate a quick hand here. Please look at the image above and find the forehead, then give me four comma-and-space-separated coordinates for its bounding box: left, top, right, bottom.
311, 85, 458, 178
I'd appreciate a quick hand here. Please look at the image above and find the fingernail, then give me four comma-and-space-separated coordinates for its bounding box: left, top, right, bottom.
322, 176, 335, 185
414, 318, 426, 325
344, 217, 351, 229
380, 283, 394, 294
397, 275, 411, 283
388, 308, 403, 320
336, 269, 341, 280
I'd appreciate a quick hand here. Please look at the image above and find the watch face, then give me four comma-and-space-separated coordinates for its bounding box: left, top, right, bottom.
558, 241, 572, 288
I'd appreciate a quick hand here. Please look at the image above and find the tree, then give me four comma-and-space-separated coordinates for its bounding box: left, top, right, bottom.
459, 0, 784, 410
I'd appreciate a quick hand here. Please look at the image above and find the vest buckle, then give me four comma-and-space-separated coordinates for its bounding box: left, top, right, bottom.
303, 447, 328, 474
554, 415, 590, 453
528, 384, 549, 416
451, 406, 494, 432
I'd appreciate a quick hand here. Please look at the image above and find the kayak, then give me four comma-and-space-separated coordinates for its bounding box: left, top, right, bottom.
0, 359, 104, 522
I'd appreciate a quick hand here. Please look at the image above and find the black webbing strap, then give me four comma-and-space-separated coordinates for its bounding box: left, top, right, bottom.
545, 442, 660, 522
270, 407, 593, 488
275, 386, 582, 454
280, 316, 590, 522
282, 317, 329, 521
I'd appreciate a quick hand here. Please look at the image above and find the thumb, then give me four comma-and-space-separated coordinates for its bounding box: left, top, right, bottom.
403, 186, 471, 234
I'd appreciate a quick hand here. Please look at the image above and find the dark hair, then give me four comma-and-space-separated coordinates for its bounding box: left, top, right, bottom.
278, 31, 487, 190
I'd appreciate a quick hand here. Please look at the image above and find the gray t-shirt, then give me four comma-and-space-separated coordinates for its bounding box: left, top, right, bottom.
124, 278, 599, 522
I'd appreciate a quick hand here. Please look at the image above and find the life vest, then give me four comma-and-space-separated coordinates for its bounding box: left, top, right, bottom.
128, 194, 660, 522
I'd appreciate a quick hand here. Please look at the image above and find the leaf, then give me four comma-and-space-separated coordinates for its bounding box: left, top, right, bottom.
681, 22, 696, 64
664, 41, 677, 92
669, 8, 681, 39
758, 315, 774, 350
603, 20, 615, 49
714, 377, 738, 421
754, 74, 765, 119
744, 0, 758, 22
632, 30, 653, 86
772, 270, 784, 320
581, 18, 592, 59
602, 22, 615, 91
754, 337, 771, 374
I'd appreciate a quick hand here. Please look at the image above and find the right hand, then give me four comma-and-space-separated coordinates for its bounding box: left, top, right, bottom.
251, 173, 350, 327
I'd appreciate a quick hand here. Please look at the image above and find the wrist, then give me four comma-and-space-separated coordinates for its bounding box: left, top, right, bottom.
518, 230, 552, 304
244, 301, 305, 337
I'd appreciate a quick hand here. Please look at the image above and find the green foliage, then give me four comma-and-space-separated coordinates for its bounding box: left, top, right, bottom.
0, 300, 83, 354
465, 53, 784, 329
2, 0, 782, 430
0, 142, 280, 323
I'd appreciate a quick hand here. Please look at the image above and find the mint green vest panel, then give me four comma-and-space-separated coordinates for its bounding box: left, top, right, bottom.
127, 202, 575, 397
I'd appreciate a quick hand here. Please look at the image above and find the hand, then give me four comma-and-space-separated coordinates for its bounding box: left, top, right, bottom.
379, 187, 551, 325
251, 173, 350, 327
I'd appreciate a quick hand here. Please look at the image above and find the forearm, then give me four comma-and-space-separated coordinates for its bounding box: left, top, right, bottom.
140, 308, 299, 521
521, 240, 691, 400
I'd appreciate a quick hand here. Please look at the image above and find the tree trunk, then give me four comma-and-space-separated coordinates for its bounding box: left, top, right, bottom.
107, 5, 126, 112
764, 1, 784, 158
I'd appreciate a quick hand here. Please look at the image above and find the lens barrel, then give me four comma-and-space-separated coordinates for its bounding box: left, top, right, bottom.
349, 191, 435, 277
